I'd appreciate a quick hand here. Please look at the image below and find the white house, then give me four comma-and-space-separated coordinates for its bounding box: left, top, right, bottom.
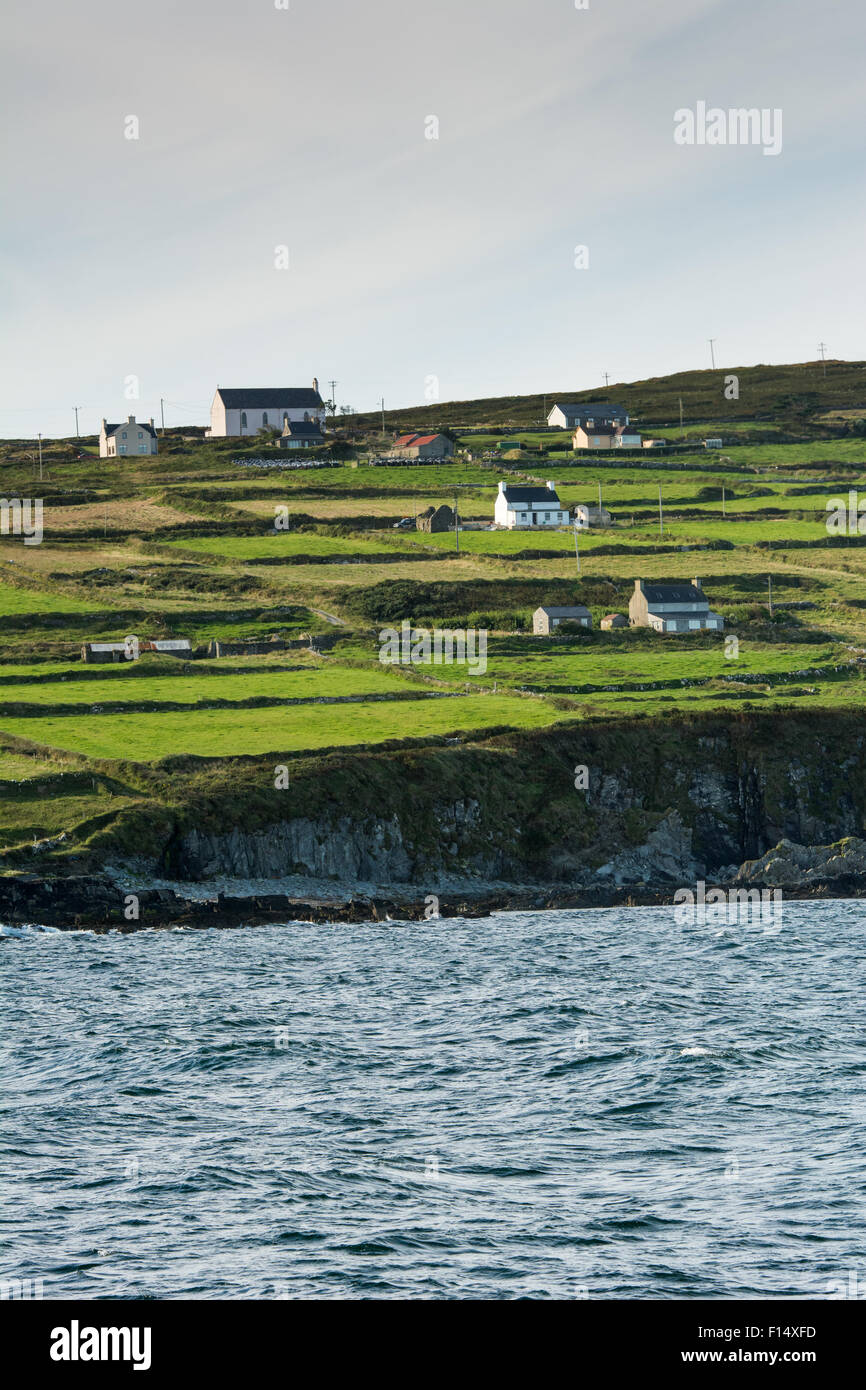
207, 381, 326, 438
99, 416, 158, 458
494, 480, 569, 529
629, 578, 724, 633
548, 401, 629, 429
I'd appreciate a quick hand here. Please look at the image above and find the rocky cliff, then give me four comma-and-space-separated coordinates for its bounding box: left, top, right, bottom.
157, 710, 866, 890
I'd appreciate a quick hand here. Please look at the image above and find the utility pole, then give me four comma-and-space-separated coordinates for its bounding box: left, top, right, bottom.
37, 433, 43, 481
768, 574, 774, 616
602, 371, 611, 388
722, 483, 726, 517
454, 494, 459, 553
679, 396, 684, 429
160, 398, 166, 433
817, 343, 827, 378
573, 519, 581, 576
329, 381, 337, 416
708, 338, 717, 369
380, 397, 385, 437
73, 407, 81, 437
658, 484, 664, 538
597, 480, 602, 512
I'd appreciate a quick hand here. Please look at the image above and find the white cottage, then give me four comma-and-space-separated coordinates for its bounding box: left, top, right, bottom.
207, 381, 326, 438
494, 480, 569, 529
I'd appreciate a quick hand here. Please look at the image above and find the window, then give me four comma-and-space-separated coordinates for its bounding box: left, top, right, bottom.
240, 412, 247, 429
262, 413, 269, 426
138, 443, 147, 453
137, 431, 142, 438
689, 620, 701, 630
119, 445, 127, 455
121, 431, 127, 439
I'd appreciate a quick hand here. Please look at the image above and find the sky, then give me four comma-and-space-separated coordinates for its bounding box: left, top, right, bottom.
2, 0, 865, 438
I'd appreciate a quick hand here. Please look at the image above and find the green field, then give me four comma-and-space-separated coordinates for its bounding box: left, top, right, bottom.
0, 691, 570, 761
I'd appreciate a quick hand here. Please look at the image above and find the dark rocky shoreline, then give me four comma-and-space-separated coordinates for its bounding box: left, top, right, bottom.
1, 865, 865, 933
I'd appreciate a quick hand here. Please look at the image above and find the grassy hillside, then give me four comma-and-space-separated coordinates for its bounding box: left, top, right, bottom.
2, 356, 866, 878
351, 359, 866, 434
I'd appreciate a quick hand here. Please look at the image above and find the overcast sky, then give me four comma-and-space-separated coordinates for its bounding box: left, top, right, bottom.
2, 0, 864, 437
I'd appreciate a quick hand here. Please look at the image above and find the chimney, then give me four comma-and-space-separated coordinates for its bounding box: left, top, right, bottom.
127, 415, 135, 424
634, 579, 644, 592
313, 377, 319, 395
692, 577, 702, 589
546, 479, 556, 491
498, 480, 506, 493
149, 418, 154, 429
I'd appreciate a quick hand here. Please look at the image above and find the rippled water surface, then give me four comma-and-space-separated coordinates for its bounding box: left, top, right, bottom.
2, 901, 865, 1299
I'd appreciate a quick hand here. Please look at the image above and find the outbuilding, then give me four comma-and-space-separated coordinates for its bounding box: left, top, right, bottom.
533, 605, 592, 634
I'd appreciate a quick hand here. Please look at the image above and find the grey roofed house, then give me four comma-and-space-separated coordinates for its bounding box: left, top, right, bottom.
629, 578, 723, 632
278, 419, 325, 447
533, 604, 592, 634
215, 387, 324, 410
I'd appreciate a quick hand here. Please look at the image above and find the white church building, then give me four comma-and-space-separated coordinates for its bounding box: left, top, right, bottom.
207, 381, 326, 438
494, 480, 570, 529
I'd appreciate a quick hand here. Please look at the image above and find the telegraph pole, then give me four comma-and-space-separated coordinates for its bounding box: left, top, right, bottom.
160, 398, 166, 432
818, 343, 828, 378
768, 574, 774, 615
597, 480, 602, 512
708, 338, 717, 369
573, 519, 581, 575
658, 484, 664, 537
454, 493, 460, 553
722, 483, 726, 517
73, 407, 81, 437
37, 433, 43, 481
678, 396, 684, 429
329, 381, 337, 416
602, 371, 611, 388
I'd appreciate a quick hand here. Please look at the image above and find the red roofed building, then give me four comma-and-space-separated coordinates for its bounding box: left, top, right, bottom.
389, 432, 455, 460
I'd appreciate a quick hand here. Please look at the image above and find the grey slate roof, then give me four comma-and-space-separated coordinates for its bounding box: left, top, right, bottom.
537, 605, 591, 617
643, 583, 706, 603
503, 486, 561, 504
104, 421, 156, 437
217, 387, 324, 409
554, 401, 628, 420
283, 420, 324, 437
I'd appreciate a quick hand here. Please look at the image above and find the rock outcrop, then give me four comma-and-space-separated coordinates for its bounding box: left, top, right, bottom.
737, 837, 866, 887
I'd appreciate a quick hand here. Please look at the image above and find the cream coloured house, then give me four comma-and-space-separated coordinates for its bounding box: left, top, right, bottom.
573, 421, 642, 449
629, 578, 723, 633
99, 416, 158, 458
